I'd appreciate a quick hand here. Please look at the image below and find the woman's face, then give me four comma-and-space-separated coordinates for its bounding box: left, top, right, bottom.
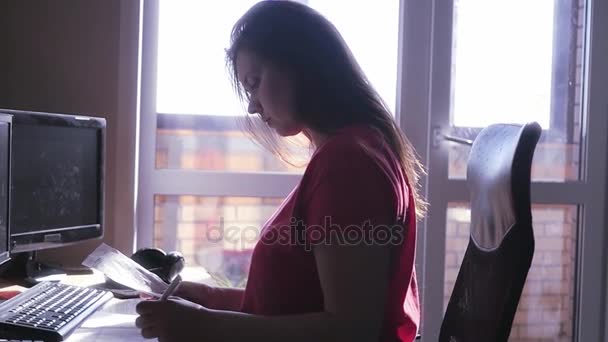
236, 49, 303, 136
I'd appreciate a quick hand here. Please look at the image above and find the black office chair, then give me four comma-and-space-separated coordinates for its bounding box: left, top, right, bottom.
439, 122, 542, 342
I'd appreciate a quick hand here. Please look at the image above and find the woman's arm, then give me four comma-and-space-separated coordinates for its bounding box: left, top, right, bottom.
206, 287, 244, 311
173, 281, 244, 311
137, 243, 391, 342
203, 243, 391, 342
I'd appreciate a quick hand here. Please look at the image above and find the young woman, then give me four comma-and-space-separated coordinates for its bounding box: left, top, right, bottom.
136, 1, 424, 341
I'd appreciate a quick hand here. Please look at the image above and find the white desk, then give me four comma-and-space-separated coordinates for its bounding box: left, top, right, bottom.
66, 298, 144, 342
64, 266, 214, 341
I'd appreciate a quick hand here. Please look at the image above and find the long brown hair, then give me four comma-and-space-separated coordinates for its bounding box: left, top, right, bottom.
226, 0, 426, 219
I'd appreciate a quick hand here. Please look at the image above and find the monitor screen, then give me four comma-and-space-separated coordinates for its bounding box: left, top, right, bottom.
5, 110, 105, 253
11, 125, 99, 233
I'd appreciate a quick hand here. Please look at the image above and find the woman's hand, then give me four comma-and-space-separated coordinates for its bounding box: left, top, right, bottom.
135, 297, 211, 342
171, 281, 215, 306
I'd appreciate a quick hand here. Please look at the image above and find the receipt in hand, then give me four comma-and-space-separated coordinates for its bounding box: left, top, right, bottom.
82, 243, 169, 297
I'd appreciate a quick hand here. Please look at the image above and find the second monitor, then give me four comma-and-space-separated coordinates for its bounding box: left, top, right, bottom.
0, 109, 106, 279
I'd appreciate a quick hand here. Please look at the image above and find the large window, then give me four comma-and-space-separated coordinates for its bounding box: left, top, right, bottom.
140, 0, 400, 286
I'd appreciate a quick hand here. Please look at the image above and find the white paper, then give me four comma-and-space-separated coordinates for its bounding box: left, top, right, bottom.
82, 243, 168, 297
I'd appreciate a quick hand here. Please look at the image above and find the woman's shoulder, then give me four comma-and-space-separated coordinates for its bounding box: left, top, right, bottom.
311, 124, 385, 162
296, 124, 408, 220
304, 124, 397, 183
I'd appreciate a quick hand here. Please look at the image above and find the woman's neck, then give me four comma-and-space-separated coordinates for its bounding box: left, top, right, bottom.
303, 128, 328, 150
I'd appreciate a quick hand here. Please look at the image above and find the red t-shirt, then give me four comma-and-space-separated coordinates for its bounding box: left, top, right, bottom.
240, 124, 420, 341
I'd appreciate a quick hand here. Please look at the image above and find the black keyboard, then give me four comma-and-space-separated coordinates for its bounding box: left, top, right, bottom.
0, 281, 113, 342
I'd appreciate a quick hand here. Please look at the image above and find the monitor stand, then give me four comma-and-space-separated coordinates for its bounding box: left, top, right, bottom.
3, 252, 92, 285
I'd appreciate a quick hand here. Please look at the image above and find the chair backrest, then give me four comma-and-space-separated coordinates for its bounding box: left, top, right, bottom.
439, 122, 542, 342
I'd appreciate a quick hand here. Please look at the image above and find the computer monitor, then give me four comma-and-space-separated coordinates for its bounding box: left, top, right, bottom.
0, 109, 105, 257
0, 114, 11, 267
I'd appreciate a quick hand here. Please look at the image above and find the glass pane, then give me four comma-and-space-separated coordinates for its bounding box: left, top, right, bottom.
444, 203, 577, 341
155, 1, 399, 172
155, 114, 309, 172
154, 195, 283, 287
156, 0, 258, 115
157, 0, 399, 115
448, 0, 586, 181
308, 0, 400, 113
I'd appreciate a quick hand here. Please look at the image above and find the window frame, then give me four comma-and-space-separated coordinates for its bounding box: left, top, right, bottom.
398, 0, 608, 341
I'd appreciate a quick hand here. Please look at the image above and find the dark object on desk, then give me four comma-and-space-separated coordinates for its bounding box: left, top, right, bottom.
131, 247, 185, 284
439, 123, 541, 342
96, 279, 140, 299
0, 281, 113, 341
101, 247, 185, 299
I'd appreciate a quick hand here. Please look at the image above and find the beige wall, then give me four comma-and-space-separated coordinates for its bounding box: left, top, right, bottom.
1, 0, 120, 115
0, 1, 8, 102
0, 0, 138, 265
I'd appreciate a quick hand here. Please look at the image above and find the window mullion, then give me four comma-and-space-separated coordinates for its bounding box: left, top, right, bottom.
150, 170, 300, 197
